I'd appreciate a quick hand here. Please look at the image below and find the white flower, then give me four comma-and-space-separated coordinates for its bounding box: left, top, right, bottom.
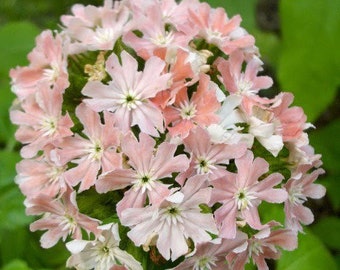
66, 223, 142, 270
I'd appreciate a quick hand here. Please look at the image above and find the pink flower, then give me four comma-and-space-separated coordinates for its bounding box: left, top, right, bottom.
210, 151, 287, 238
173, 233, 247, 270
216, 51, 273, 114
152, 48, 195, 109
127, 0, 199, 36
15, 146, 67, 199
246, 106, 284, 157
217, 52, 272, 95
82, 51, 171, 136
55, 103, 122, 192
10, 30, 69, 100
226, 226, 297, 270
96, 132, 190, 215
66, 223, 142, 270
207, 95, 253, 146
10, 82, 73, 158
176, 127, 247, 184
163, 73, 221, 138
123, 2, 191, 59
120, 175, 218, 261
61, 1, 130, 53
188, 3, 255, 54
284, 166, 326, 232
271, 92, 310, 142
26, 188, 100, 248
286, 136, 323, 167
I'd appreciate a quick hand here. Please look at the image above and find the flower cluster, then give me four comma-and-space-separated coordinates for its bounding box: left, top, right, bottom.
10, 0, 326, 269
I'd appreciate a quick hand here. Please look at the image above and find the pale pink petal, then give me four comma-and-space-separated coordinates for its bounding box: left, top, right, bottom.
96, 169, 136, 193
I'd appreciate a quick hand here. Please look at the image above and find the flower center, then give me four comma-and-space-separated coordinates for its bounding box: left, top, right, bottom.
120, 91, 142, 111
250, 240, 264, 256
235, 188, 256, 210
206, 28, 223, 41
167, 206, 179, 215
47, 165, 66, 184
41, 117, 58, 136
94, 27, 115, 44
288, 186, 306, 205
150, 31, 174, 46
60, 214, 77, 235
194, 256, 217, 270
162, 205, 183, 225
236, 79, 253, 94
88, 140, 103, 161
43, 62, 60, 84
133, 173, 156, 193
102, 246, 110, 254
195, 157, 214, 174
179, 102, 197, 120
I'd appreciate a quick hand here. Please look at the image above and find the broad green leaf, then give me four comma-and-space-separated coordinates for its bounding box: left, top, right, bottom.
0, 227, 28, 264
0, 151, 20, 187
0, 22, 39, 145
309, 120, 340, 173
253, 30, 281, 67
207, 0, 257, 32
312, 217, 340, 250
1, 259, 32, 270
277, 230, 337, 270
322, 174, 340, 211
0, 22, 39, 76
23, 232, 68, 270
0, 80, 17, 146
0, 150, 31, 229
309, 120, 340, 210
0, 185, 32, 230
0, 151, 31, 229
258, 202, 285, 225
335, 255, 340, 270
278, 0, 340, 121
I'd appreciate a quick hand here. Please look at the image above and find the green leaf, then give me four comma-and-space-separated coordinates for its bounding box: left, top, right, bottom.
312, 217, 340, 250
23, 232, 68, 269
277, 230, 337, 270
1, 259, 32, 270
0, 186, 32, 230
0, 227, 29, 264
0, 151, 32, 230
207, 0, 257, 32
0, 22, 40, 76
278, 0, 340, 121
0, 22, 40, 146
258, 202, 285, 225
0, 150, 31, 229
309, 120, 340, 173
0, 151, 20, 187
309, 120, 340, 210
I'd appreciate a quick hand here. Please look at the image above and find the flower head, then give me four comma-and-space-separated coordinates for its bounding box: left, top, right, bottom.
8, 0, 325, 269
96, 132, 190, 215
26, 188, 100, 248
211, 151, 287, 238
55, 103, 122, 192
82, 51, 171, 136
10, 82, 73, 158
121, 175, 218, 261
66, 223, 142, 270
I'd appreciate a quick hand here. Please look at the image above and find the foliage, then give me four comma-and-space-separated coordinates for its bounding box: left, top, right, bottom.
0, 0, 339, 269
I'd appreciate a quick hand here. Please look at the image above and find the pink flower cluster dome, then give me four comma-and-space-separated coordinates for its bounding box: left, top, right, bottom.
9, 0, 325, 269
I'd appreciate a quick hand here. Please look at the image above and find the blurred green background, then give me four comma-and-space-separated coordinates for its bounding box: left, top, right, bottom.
0, 0, 339, 269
